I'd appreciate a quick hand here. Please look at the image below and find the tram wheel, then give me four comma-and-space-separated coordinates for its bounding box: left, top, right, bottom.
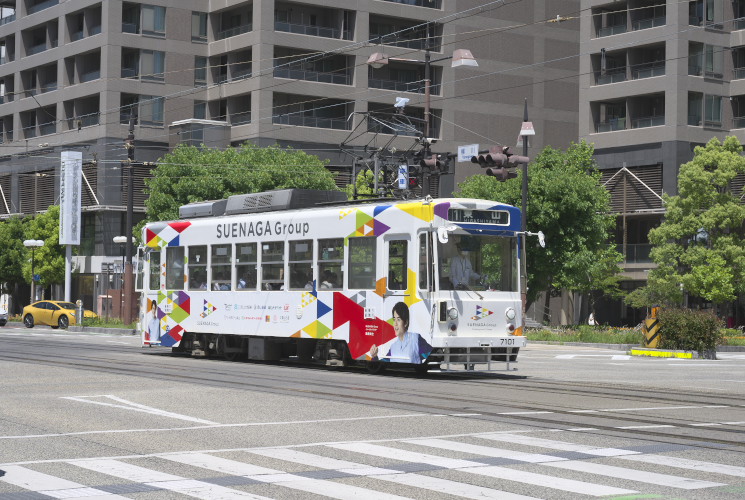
367, 360, 387, 374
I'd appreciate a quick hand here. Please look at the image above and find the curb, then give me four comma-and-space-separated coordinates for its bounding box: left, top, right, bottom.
628, 348, 697, 359
528, 340, 745, 354
68, 326, 137, 336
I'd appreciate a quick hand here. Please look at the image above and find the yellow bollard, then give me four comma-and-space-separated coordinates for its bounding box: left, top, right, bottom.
642, 306, 661, 348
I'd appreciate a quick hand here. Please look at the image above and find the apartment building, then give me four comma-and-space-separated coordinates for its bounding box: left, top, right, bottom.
0, 0, 579, 313
581, 0, 745, 325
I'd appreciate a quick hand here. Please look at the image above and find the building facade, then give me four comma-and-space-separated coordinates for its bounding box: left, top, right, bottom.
581, 0, 745, 325
0, 0, 580, 315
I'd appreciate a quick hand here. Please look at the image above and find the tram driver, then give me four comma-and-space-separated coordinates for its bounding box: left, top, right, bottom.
449, 240, 480, 289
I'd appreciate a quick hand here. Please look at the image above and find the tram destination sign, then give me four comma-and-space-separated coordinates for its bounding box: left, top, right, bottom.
448, 209, 508, 225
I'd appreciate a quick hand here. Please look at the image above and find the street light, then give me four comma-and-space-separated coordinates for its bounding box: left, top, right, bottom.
366, 48, 478, 144
113, 236, 129, 320
23, 239, 44, 303
517, 98, 536, 234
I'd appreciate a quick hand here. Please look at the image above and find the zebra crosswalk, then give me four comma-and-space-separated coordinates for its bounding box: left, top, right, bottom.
1, 431, 740, 499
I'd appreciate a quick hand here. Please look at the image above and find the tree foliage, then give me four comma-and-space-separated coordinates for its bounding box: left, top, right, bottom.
0, 215, 28, 294
23, 205, 66, 287
457, 141, 623, 309
143, 143, 339, 227
626, 137, 745, 309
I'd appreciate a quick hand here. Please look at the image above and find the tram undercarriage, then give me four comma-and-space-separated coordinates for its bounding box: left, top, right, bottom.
171, 332, 519, 373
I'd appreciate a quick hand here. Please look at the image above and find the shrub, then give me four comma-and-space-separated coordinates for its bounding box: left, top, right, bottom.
656, 308, 724, 358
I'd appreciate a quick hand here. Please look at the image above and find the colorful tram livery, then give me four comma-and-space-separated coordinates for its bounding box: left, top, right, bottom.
137, 190, 527, 372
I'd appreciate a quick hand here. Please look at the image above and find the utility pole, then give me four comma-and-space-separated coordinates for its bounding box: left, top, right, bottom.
123, 116, 135, 325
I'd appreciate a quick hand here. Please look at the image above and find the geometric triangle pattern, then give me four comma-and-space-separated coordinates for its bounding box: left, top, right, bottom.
471, 305, 494, 321
200, 299, 217, 318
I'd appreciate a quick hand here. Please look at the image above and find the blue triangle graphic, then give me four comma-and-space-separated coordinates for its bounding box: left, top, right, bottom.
168, 235, 180, 247
317, 299, 332, 318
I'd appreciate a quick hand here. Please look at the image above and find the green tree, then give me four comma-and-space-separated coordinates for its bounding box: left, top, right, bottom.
143, 142, 339, 227
457, 141, 623, 317
23, 205, 66, 288
0, 215, 29, 309
626, 137, 745, 313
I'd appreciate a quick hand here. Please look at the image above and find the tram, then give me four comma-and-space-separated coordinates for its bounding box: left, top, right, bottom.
136, 189, 527, 372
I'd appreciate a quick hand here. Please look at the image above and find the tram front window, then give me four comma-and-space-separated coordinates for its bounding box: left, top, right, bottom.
438, 235, 517, 292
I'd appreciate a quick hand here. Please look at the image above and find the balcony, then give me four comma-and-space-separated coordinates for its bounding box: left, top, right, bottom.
618, 244, 652, 263
275, 21, 349, 40
594, 67, 626, 85
216, 23, 252, 40
368, 78, 423, 93
274, 67, 351, 85
230, 111, 251, 125
733, 116, 745, 128
632, 62, 665, 80
632, 16, 665, 31
38, 122, 56, 136
0, 14, 15, 26
28, 0, 58, 15
596, 117, 626, 132
80, 69, 100, 83
27, 43, 48, 55
273, 114, 348, 130
735, 67, 745, 80
380, 0, 441, 7
632, 115, 664, 128
597, 24, 627, 37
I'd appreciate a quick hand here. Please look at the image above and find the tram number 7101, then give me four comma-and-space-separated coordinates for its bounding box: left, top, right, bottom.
500, 338, 516, 346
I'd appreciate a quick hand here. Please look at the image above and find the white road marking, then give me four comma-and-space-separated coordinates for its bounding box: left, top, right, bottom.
619, 454, 745, 477
328, 442, 637, 497
555, 354, 631, 360
460, 465, 637, 497
403, 437, 567, 463
159, 452, 412, 500
1, 465, 130, 499
248, 447, 541, 499
61, 395, 219, 424
543, 460, 724, 489
69, 459, 272, 500
478, 433, 640, 457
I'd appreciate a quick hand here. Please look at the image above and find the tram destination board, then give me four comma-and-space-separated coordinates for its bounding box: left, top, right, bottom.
448, 209, 508, 225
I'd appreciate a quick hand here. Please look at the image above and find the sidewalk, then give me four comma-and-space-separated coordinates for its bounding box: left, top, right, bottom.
528, 340, 745, 356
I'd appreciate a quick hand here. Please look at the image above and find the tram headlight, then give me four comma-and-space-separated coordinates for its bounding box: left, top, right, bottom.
505, 307, 516, 321
447, 307, 459, 320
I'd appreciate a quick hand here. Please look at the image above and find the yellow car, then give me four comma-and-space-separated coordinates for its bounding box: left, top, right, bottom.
22, 300, 98, 329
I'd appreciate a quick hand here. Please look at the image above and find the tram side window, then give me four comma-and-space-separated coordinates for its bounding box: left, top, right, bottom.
418, 233, 431, 290
135, 247, 144, 291
318, 237, 343, 290
348, 237, 376, 289
149, 250, 160, 290
388, 239, 407, 290
289, 240, 313, 290
261, 241, 284, 291
236, 243, 257, 290
165, 247, 185, 290
188, 245, 207, 290
211, 244, 232, 291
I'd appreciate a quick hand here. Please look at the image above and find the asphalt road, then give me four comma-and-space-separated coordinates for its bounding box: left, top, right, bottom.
0, 325, 743, 499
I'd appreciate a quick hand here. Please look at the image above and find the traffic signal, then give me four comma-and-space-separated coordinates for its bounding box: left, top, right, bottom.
420, 154, 443, 173
407, 164, 420, 188
470, 146, 528, 180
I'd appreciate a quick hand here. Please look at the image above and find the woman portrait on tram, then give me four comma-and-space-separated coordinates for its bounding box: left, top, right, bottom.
369, 302, 432, 364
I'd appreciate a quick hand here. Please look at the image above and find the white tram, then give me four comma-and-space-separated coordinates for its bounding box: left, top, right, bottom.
136, 189, 527, 372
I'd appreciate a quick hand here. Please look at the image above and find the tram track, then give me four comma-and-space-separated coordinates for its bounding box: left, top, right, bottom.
2, 335, 744, 454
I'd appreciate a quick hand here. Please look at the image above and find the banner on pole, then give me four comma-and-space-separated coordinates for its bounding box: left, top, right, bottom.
60, 151, 82, 245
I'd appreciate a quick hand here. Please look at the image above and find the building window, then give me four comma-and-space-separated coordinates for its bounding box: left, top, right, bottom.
194, 56, 207, 86
141, 50, 165, 81
192, 12, 207, 41
688, 92, 702, 125
704, 94, 722, 127
139, 96, 164, 126
142, 5, 166, 36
